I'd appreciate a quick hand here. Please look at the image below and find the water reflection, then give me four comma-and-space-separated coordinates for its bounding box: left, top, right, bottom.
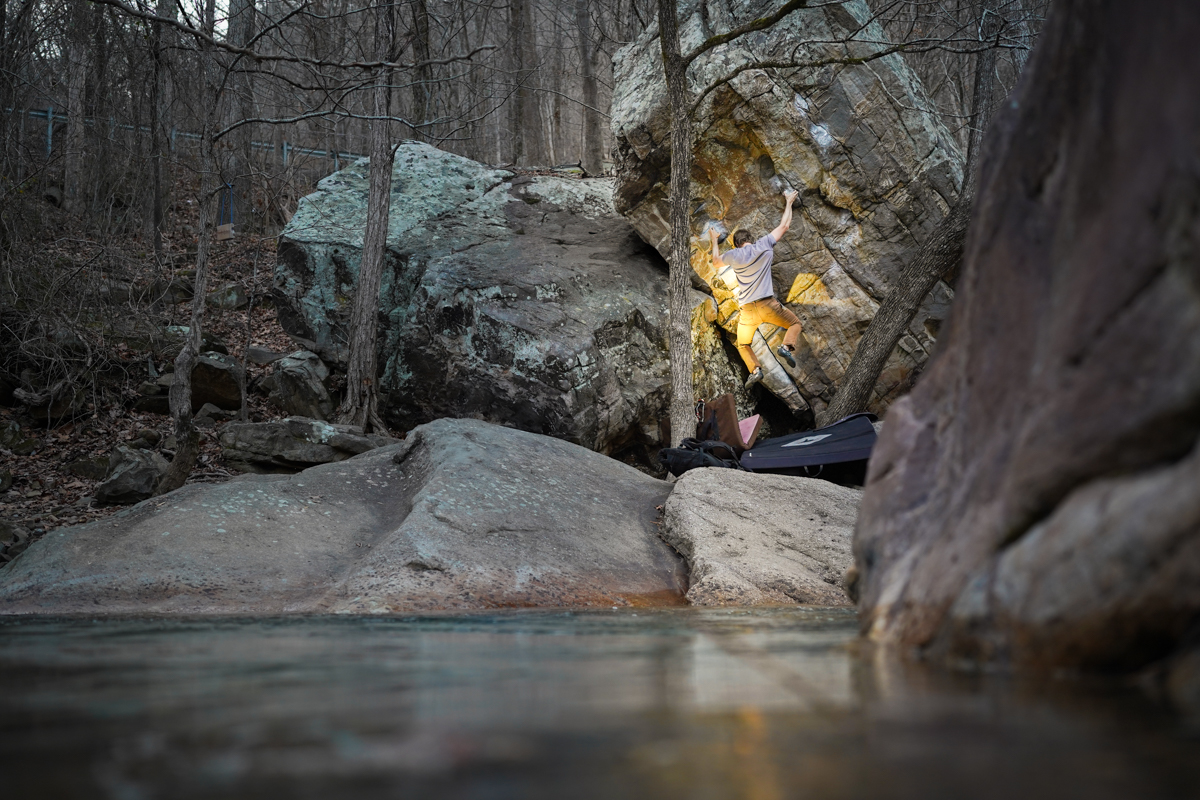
0, 609, 1196, 799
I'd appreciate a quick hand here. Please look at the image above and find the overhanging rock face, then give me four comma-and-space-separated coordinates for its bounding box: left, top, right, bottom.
277, 142, 704, 454
611, 0, 963, 418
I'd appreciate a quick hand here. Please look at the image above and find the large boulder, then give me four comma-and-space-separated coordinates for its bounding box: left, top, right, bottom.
855, 0, 1200, 672
611, 0, 962, 418
275, 142, 697, 454
219, 417, 397, 473
0, 418, 686, 614
662, 468, 857, 606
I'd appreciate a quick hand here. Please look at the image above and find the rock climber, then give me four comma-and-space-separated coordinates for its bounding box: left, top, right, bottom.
708, 189, 804, 389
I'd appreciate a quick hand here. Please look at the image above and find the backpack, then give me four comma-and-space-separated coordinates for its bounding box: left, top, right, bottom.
658, 437, 745, 477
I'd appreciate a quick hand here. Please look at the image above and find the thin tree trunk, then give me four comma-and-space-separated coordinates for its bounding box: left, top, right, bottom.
576, 0, 602, 175
508, 0, 524, 164
337, 0, 394, 434
656, 0, 695, 447
157, 144, 217, 494
816, 0, 1001, 428
63, 3, 87, 214
228, 0, 256, 233
412, 0, 432, 140
157, 0, 219, 495
148, 0, 173, 262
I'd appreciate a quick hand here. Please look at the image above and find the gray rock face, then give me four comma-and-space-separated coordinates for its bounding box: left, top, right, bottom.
611, 0, 962, 418
219, 417, 397, 473
95, 446, 168, 505
0, 421, 38, 455
275, 142, 680, 454
268, 351, 334, 420
0, 520, 31, 564
855, 1, 1200, 671
191, 352, 243, 411
662, 468, 857, 606
0, 418, 686, 614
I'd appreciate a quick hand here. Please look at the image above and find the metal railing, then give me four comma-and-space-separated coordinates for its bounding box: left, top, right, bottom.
4, 107, 366, 169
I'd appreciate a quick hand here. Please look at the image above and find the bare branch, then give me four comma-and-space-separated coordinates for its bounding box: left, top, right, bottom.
86, 0, 496, 72
682, 0, 810, 68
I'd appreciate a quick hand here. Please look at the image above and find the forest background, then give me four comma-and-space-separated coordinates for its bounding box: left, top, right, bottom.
0, 0, 1042, 547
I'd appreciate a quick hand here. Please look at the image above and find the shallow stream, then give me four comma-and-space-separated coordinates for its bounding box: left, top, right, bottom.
2, 608, 1197, 798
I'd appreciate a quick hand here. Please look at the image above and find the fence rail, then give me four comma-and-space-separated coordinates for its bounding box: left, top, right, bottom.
4, 107, 366, 170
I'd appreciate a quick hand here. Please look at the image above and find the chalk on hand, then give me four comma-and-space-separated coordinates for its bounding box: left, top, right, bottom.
701, 219, 729, 244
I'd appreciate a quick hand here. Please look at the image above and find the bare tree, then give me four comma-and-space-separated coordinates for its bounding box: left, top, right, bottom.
157, 0, 221, 495
338, 0, 398, 433
62, 0, 88, 213
576, 0, 603, 174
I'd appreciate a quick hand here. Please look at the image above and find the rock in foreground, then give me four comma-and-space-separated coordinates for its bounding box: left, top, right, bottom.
0, 419, 684, 614
855, 0, 1200, 671
662, 468, 857, 606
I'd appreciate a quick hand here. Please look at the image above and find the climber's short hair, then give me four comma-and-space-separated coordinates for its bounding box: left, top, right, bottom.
732, 230, 753, 247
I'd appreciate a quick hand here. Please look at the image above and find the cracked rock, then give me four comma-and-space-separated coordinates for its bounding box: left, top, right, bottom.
662, 467, 858, 606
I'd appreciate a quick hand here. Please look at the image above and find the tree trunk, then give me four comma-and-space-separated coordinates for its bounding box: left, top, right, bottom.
227, 0, 256, 233
157, 0, 219, 496
148, 0, 174, 262
576, 0, 603, 175
509, 0, 543, 166
157, 145, 217, 495
508, 0, 525, 165
656, 0, 696, 447
63, 2, 88, 214
815, 0, 1002, 428
337, 0, 394, 434
411, 0, 432, 140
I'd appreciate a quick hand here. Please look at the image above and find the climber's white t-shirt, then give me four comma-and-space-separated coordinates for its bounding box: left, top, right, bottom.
721, 233, 776, 303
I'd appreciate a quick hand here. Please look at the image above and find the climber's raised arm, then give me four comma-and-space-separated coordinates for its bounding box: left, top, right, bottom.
770, 190, 799, 242
709, 226, 725, 268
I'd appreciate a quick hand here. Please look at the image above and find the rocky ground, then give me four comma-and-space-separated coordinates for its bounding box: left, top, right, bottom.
0, 180, 337, 565
0, 418, 867, 614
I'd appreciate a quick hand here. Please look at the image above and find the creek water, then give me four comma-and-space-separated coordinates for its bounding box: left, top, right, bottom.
1, 608, 1197, 799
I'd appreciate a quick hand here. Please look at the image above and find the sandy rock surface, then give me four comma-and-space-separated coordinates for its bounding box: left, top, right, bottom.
0, 418, 685, 614
663, 468, 858, 606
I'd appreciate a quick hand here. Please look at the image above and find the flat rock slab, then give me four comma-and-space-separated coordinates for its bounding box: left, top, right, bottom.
0, 418, 685, 614
662, 468, 858, 606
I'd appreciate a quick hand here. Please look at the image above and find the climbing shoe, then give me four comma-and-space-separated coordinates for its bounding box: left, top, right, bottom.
777, 345, 796, 368
745, 367, 763, 389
